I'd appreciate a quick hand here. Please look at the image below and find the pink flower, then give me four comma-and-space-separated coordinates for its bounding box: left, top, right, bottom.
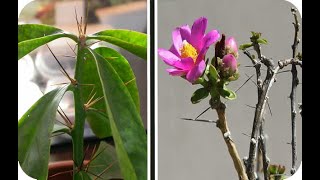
158, 17, 220, 83
225, 36, 238, 58
222, 54, 238, 73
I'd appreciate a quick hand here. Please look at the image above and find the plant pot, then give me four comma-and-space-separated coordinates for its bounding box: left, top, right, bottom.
48, 160, 89, 180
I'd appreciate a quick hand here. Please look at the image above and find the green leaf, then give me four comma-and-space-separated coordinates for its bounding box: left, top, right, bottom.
227, 72, 240, 81
250, 31, 261, 39
268, 164, 278, 174
88, 29, 147, 60
18, 24, 77, 60
18, 85, 69, 180
94, 47, 140, 112
86, 109, 112, 138
76, 47, 141, 139
208, 65, 220, 83
87, 48, 147, 180
239, 43, 253, 50
74, 171, 92, 180
191, 88, 209, 104
278, 165, 286, 174
219, 85, 237, 100
52, 124, 70, 136
87, 142, 122, 179
257, 38, 268, 45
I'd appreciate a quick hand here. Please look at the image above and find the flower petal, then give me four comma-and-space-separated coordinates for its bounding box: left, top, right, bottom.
186, 60, 206, 83
173, 57, 194, 70
203, 30, 220, 49
179, 25, 191, 42
169, 45, 180, 57
158, 48, 180, 66
190, 17, 207, 50
166, 68, 188, 76
172, 27, 182, 55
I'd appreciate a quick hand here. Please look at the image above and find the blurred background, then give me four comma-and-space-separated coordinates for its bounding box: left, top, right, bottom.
158, 0, 302, 179
18, 0, 147, 162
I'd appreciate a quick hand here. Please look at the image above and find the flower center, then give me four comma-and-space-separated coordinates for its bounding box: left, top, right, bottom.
180, 40, 198, 62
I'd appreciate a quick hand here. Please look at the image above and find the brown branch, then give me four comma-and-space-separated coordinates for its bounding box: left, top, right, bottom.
210, 100, 249, 180
244, 43, 280, 179
278, 58, 302, 69
289, 7, 300, 175
258, 119, 269, 180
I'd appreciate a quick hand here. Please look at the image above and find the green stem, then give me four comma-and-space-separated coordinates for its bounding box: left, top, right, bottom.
71, 46, 87, 179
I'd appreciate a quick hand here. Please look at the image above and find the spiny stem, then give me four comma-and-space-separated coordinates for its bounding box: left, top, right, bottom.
258, 119, 269, 180
289, 7, 300, 175
211, 100, 248, 180
243, 42, 279, 179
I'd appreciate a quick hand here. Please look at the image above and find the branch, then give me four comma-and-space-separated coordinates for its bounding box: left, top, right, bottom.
278, 58, 302, 69
210, 100, 249, 180
244, 43, 280, 180
258, 119, 269, 180
243, 50, 262, 96
289, 7, 300, 175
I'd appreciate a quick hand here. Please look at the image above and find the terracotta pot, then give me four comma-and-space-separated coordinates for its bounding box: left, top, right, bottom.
48, 160, 89, 180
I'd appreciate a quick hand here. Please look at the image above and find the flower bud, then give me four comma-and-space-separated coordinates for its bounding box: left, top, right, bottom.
225, 37, 239, 58
222, 54, 237, 73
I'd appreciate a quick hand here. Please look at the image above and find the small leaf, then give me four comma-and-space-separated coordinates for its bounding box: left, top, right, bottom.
239, 43, 253, 50
268, 164, 278, 174
191, 88, 209, 104
250, 31, 261, 39
278, 165, 286, 174
296, 52, 302, 61
208, 65, 220, 83
227, 72, 240, 81
257, 38, 268, 45
219, 85, 237, 100
88, 29, 147, 60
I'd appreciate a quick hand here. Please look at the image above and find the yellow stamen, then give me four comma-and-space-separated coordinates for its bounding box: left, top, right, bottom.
180, 40, 198, 62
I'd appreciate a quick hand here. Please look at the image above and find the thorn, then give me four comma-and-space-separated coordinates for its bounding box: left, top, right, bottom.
266, 98, 273, 117
245, 73, 258, 88
245, 104, 256, 109
194, 106, 211, 120
180, 118, 217, 123
66, 40, 77, 55
235, 74, 254, 93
